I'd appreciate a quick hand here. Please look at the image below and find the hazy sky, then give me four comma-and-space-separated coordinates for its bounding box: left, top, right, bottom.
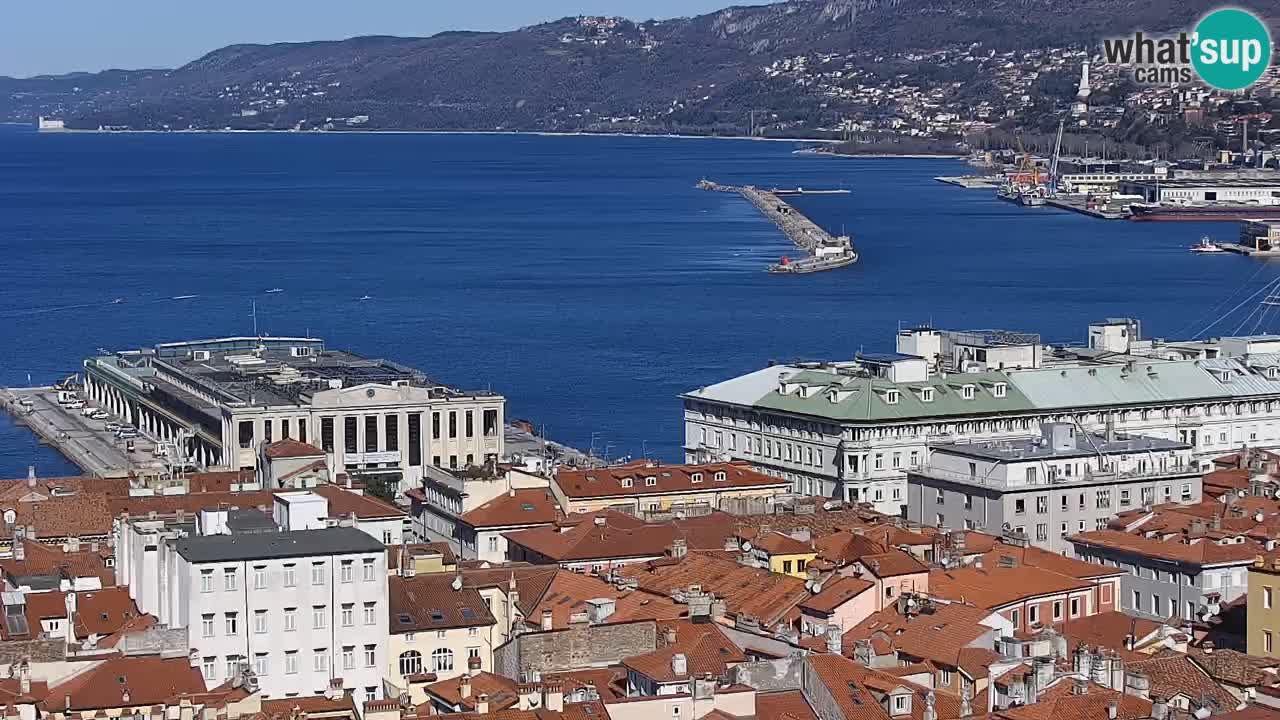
1, 1, 750, 78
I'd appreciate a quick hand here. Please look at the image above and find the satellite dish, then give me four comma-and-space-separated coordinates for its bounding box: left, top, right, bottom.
451, 574, 463, 591
741, 542, 753, 553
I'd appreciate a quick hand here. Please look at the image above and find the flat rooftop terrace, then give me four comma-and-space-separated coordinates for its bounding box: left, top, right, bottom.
935, 432, 1190, 462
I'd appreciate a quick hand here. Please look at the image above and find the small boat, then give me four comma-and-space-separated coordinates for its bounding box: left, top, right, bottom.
172, 294, 197, 300
359, 295, 372, 301
266, 288, 284, 294
1191, 236, 1226, 254
111, 298, 125, 304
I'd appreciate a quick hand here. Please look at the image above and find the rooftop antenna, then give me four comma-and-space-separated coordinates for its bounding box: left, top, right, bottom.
251, 300, 259, 339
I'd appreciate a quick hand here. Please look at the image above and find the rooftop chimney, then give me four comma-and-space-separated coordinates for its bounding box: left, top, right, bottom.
541, 609, 553, 631
671, 653, 688, 677
26, 466, 36, 489
459, 675, 471, 700
475, 693, 489, 715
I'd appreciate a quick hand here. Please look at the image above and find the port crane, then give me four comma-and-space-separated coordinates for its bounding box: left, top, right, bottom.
1047, 120, 1065, 196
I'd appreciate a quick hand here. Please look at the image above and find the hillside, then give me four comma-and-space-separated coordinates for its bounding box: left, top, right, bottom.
3, 0, 1278, 134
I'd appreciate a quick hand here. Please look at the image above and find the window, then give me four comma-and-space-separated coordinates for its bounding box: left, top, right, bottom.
936, 514, 945, 527
783, 560, 793, 574
202, 656, 216, 681
312, 562, 325, 586
343, 646, 355, 670
254, 652, 268, 677
340, 560, 353, 583
1266, 630, 1274, 654
962, 384, 976, 400
225, 656, 241, 679
1035, 524, 1048, 542
691, 472, 703, 483
874, 454, 884, 470
314, 649, 328, 673
253, 565, 266, 590
321, 417, 334, 452
936, 488, 945, 504
364, 602, 377, 625
449, 412, 458, 439
1120, 489, 1131, 506
468, 647, 481, 661
201, 614, 214, 638
283, 608, 297, 632
894, 696, 908, 713
1052, 601, 1063, 621
365, 645, 377, 668
254, 610, 268, 634
341, 604, 354, 627
225, 612, 238, 635
1060, 495, 1068, 511
1036, 495, 1048, 513
1070, 597, 1081, 617
364, 415, 378, 452
1132, 590, 1142, 610
396, 648, 422, 676
886, 390, 900, 405
940, 669, 953, 685
363, 558, 376, 582
1028, 605, 1039, 625
621, 477, 633, 488
1182, 483, 1193, 501
921, 388, 935, 403
892, 452, 901, 469
431, 648, 454, 672
1011, 609, 1020, 628
313, 606, 327, 629
1015, 498, 1025, 515
285, 651, 299, 675
1096, 489, 1110, 509
201, 569, 214, 593
993, 382, 1007, 398
1267, 587, 1274, 610
283, 564, 296, 588
645, 476, 657, 487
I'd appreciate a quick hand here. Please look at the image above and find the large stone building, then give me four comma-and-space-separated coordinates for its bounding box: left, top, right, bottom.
907, 423, 1200, 553
82, 337, 505, 493
684, 321, 1280, 513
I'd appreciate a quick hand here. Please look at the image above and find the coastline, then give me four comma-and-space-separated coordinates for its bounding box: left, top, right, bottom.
37, 127, 843, 144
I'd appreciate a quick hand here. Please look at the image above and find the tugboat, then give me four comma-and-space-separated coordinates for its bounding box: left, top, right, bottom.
1191, 236, 1227, 254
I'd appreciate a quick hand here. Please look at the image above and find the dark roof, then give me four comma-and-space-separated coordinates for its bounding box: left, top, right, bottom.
172, 527, 384, 563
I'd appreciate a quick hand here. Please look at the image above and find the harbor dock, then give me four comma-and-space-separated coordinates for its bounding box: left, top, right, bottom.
1044, 195, 1129, 220
0, 386, 160, 477
699, 180, 857, 273
1217, 242, 1280, 258
935, 175, 1003, 189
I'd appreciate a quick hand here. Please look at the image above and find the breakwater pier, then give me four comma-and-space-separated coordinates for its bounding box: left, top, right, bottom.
698, 180, 857, 274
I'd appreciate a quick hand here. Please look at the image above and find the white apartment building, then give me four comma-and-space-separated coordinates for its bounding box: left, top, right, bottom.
82, 337, 505, 493
684, 321, 1280, 514
120, 509, 389, 705
908, 423, 1201, 553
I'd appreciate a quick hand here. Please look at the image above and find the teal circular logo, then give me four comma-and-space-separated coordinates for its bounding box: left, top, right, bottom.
1192, 8, 1272, 90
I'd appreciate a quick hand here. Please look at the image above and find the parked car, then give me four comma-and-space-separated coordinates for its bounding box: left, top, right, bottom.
116, 429, 139, 440
16, 397, 33, 409
104, 422, 122, 432
64, 401, 85, 410
89, 410, 110, 420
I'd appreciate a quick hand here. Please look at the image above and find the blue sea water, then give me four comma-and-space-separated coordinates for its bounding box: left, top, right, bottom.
0, 126, 1273, 478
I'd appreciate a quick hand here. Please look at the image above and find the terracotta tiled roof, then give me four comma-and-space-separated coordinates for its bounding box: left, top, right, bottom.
424, 672, 519, 712
808, 654, 965, 720
389, 574, 496, 633
311, 485, 405, 519
845, 601, 997, 668
259, 694, 358, 720
462, 489, 560, 529
1212, 707, 1280, 720
21, 587, 144, 640
46, 655, 206, 711
1202, 468, 1251, 495
109, 486, 404, 521
1129, 650, 1238, 710
0, 677, 48, 705
799, 577, 874, 614
752, 531, 814, 556
617, 553, 808, 626
929, 566, 1093, 609
186, 469, 255, 493
504, 513, 680, 563
814, 531, 889, 564
1, 493, 115, 539
980, 542, 1122, 580
544, 667, 627, 701
0, 476, 128, 504
1070, 529, 1263, 565
263, 439, 325, 459
754, 690, 818, 720
859, 550, 927, 578
622, 620, 746, 683
555, 461, 788, 499
1040, 611, 1164, 659
994, 678, 1151, 720
1186, 646, 1279, 687
0, 540, 114, 588
522, 570, 682, 629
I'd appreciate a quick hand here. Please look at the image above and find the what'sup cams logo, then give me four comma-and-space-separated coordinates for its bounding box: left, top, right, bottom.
1103, 7, 1272, 90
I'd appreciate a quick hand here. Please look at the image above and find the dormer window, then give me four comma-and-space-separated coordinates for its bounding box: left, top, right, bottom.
962, 384, 976, 400
993, 382, 1007, 398
886, 390, 900, 405
645, 476, 657, 487
921, 387, 935, 403
714, 471, 727, 482
621, 477, 633, 488
691, 473, 703, 483
1268, 367, 1279, 380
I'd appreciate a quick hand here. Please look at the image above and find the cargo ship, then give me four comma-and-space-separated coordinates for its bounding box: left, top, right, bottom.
1130, 203, 1280, 222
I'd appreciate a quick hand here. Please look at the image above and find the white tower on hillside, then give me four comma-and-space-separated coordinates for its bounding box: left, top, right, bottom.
1072, 61, 1092, 117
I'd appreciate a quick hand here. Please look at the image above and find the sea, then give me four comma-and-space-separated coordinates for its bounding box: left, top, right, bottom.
0, 125, 1273, 478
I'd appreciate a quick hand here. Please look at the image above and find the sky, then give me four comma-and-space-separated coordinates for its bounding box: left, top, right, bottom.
0, 1, 750, 78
